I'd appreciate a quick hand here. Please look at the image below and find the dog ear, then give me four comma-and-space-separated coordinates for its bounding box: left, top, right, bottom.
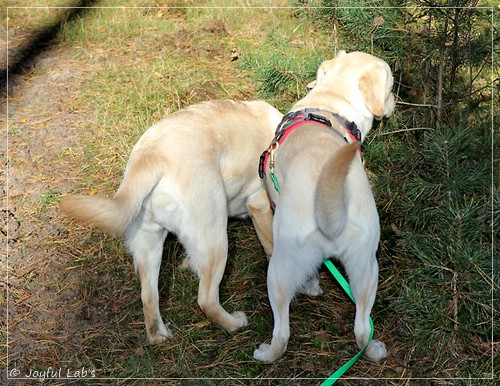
308, 51, 348, 88
307, 80, 317, 89
358, 65, 392, 117
307, 59, 337, 89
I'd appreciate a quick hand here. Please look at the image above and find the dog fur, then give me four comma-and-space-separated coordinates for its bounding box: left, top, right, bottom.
61, 100, 283, 344
253, 51, 395, 362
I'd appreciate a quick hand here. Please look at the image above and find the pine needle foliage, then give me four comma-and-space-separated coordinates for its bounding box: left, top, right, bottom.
293, 0, 408, 59
399, 127, 491, 222
239, 29, 325, 110
256, 52, 308, 96
367, 121, 495, 377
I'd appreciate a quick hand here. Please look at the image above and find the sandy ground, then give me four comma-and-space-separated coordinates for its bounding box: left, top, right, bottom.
3, 45, 101, 378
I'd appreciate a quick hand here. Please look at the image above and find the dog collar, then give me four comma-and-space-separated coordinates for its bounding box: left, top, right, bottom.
258, 108, 362, 183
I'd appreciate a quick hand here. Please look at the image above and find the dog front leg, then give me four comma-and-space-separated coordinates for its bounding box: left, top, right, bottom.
246, 189, 274, 257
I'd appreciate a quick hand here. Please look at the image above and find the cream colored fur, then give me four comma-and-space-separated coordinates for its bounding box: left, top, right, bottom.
61, 100, 283, 344
253, 51, 395, 362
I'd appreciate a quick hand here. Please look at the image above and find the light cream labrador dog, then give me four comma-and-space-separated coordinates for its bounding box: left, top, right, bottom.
61, 100, 282, 344
254, 51, 395, 362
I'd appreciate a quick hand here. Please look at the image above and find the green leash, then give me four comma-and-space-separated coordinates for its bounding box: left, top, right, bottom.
321, 259, 374, 385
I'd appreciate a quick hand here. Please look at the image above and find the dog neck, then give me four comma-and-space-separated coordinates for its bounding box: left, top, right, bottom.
290, 94, 375, 142
258, 108, 362, 183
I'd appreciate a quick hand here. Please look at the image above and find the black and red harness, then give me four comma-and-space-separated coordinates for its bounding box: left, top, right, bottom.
258, 109, 362, 193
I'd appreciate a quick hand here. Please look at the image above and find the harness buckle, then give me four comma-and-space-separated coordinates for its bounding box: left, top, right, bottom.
305, 113, 332, 127
269, 141, 279, 172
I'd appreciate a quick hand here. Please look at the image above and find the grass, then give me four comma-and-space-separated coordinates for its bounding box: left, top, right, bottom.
5, 0, 496, 384
63, 219, 374, 383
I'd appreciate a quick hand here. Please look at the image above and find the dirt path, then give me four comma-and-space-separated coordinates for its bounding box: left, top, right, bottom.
3, 44, 101, 377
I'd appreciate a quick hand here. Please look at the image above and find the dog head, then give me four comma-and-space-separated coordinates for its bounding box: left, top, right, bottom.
307, 51, 395, 120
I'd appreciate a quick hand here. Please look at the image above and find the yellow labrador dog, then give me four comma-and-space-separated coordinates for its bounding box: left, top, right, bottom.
254, 51, 395, 362
61, 100, 282, 344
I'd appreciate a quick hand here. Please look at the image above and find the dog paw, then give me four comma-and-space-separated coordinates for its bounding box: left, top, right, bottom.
228, 311, 248, 331
365, 339, 387, 362
147, 323, 173, 344
298, 276, 323, 297
253, 343, 273, 362
253, 343, 284, 362
179, 258, 190, 271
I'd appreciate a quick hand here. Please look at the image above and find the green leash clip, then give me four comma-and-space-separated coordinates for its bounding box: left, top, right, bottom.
270, 172, 281, 194
321, 259, 374, 385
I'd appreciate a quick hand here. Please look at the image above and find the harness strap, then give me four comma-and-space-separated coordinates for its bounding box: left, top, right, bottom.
332, 114, 362, 142
258, 109, 362, 184
259, 110, 336, 179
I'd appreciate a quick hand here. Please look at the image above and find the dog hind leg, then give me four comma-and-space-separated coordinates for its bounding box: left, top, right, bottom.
344, 251, 387, 361
126, 218, 172, 344
254, 246, 309, 362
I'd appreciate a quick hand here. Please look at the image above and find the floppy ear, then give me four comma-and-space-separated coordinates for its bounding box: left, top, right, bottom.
335, 50, 347, 58
358, 65, 391, 117
307, 59, 337, 89
307, 51, 349, 88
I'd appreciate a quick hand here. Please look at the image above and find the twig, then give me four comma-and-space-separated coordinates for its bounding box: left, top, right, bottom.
377, 127, 433, 136
397, 100, 437, 108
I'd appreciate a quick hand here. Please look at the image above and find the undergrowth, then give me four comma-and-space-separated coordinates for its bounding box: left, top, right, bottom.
371, 126, 495, 378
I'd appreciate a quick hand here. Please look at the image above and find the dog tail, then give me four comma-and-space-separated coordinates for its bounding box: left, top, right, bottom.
60, 156, 162, 235
315, 142, 359, 240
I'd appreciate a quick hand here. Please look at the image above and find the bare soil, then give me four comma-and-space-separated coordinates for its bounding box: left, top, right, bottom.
3, 45, 101, 376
